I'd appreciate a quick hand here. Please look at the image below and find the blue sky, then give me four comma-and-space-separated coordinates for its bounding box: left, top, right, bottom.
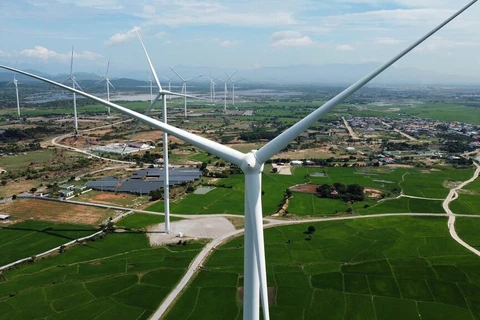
0, 0, 479, 78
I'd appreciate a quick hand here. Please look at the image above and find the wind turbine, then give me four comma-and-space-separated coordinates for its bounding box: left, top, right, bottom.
99, 59, 115, 115
213, 74, 233, 114
65, 46, 83, 135
169, 67, 203, 118
161, 76, 172, 100
7, 68, 20, 119
228, 74, 244, 106
1, 2, 476, 318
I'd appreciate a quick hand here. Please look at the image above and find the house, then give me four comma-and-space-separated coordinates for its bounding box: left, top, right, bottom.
59, 184, 75, 190
59, 189, 74, 197
73, 185, 87, 192
290, 160, 303, 166
346, 147, 356, 153
0, 214, 10, 220
331, 190, 339, 195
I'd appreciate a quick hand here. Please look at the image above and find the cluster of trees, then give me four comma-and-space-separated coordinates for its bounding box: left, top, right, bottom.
0, 127, 62, 142
381, 142, 429, 151
0, 142, 42, 153
441, 141, 472, 154
239, 131, 278, 142
316, 183, 364, 202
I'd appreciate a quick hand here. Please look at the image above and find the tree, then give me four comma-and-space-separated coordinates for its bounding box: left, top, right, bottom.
307, 225, 316, 234
0, 180, 6, 186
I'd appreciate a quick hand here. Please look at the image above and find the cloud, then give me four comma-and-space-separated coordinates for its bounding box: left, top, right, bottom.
335, 44, 355, 51
143, 5, 156, 15
415, 37, 480, 53
104, 26, 141, 46
0, 50, 9, 57
373, 37, 406, 45
270, 31, 314, 47
155, 31, 167, 38
19, 46, 101, 61
220, 40, 242, 47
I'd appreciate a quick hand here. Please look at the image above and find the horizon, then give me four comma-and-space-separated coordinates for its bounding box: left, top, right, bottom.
0, 1, 479, 81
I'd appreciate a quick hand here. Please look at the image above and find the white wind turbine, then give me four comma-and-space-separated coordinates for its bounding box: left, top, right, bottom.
65, 46, 83, 135
228, 74, 244, 106
7, 68, 21, 119
99, 59, 115, 115
214, 71, 237, 113
161, 76, 172, 100
169, 67, 203, 118
1, 2, 476, 318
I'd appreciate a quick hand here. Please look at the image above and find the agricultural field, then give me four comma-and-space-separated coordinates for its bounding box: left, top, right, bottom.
165, 216, 480, 319
74, 191, 151, 209
0, 220, 97, 266
148, 165, 471, 217
0, 230, 203, 320
450, 177, 480, 215
456, 218, 480, 251
0, 199, 116, 225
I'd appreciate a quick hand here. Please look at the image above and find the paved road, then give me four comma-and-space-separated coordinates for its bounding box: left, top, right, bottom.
380, 120, 417, 141
342, 117, 359, 140
443, 162, 480, 257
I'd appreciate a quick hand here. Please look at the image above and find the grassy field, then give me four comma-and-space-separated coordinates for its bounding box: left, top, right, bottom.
0, 150, 55, 171
150, 165, 467, 216
450, 176, 480, 215
165, 216, 480, 320
0, 220, 98, 266
455, 218, 480, 251
0, 231, 203, 320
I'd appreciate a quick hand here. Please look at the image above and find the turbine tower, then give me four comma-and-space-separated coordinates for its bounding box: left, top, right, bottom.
169, 67, 203, 118
99, 59, 115, 115
1, 2, 476, 318
161, 76, 172, 100
7, 70, 21, 119
214, 71, 236, 114
66, 46, 83, 135
227, 73, 244, 106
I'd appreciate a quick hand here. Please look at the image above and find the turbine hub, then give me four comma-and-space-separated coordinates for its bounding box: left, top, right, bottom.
241, 150, 263, 173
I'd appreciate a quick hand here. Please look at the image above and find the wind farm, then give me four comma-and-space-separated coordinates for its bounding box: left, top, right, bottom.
0, 1, 480, 320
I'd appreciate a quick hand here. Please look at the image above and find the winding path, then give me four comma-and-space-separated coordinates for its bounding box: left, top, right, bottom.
443, 162, 480, 257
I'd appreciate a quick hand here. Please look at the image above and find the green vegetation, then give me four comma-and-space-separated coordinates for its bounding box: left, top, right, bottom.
0, 150, 55, 171
0, 231, 203, 320
147, 166, 468, 216
455, 218, 480, 251
0, 220, 97, 266
450, 177, 480, 215
166, 216, 480, 319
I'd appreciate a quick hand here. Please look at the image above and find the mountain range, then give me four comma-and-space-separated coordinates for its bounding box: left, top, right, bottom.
0, 63, 479, 85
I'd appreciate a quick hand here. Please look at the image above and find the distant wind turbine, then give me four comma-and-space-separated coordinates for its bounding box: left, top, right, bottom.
99, 59, 115, 115
169, 67, 203, 118
215, 71, 237, 113
1, 2, 476, 319
65, 46, 83, 135
7, 67, 21, 119
228, 73, 244, 106
161, 76, 172, 100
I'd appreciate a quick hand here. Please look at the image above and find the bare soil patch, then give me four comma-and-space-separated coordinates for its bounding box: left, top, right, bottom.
364, 188, 383, 199
0, 199, 115, 225
290, 184, 318, 194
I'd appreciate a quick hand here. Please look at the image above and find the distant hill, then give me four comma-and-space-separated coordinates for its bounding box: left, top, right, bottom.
1, 63, 479, 85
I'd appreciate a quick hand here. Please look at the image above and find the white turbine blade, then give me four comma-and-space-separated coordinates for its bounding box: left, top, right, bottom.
123, 93, 162, 153
256, 0, 478, 164
73, 79, 84, 92
70, 46, 74, 77
169, 67, 186, 82
106, 59, 111, 79
185, 75, 203, 82
226, 70, 238, 82
0, 65, 245, 166
135, 30, 163, 92
107, 79, 116, 90
163, 90, 208, 100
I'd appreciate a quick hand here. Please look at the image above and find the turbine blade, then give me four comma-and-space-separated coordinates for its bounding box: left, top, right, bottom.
123, 93, 161, 153
135, 30, 163, 92
70, 46, 74, 77
185, 75, 203, 82
256, 0, 478, 164
0, 65, 245, 166
226, 70, 238, 82
106, 59, 110, 78
169, 67, 185, 82
108, 80, 116, 90
163, 91, 208, 100
73, 79, 84, 92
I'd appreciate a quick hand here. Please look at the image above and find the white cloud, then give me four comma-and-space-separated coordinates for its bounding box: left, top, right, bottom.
19, 46, 101, 61
104, 26, 141, 47
270, 31, 314, 47
373, 37, 406, 45
155, 31, 167, 38
143, 5, 156, 15
220, 40, 242, 47
0, 50, 9, 57
335, 44, 355, 51
415, 36, 480, 53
